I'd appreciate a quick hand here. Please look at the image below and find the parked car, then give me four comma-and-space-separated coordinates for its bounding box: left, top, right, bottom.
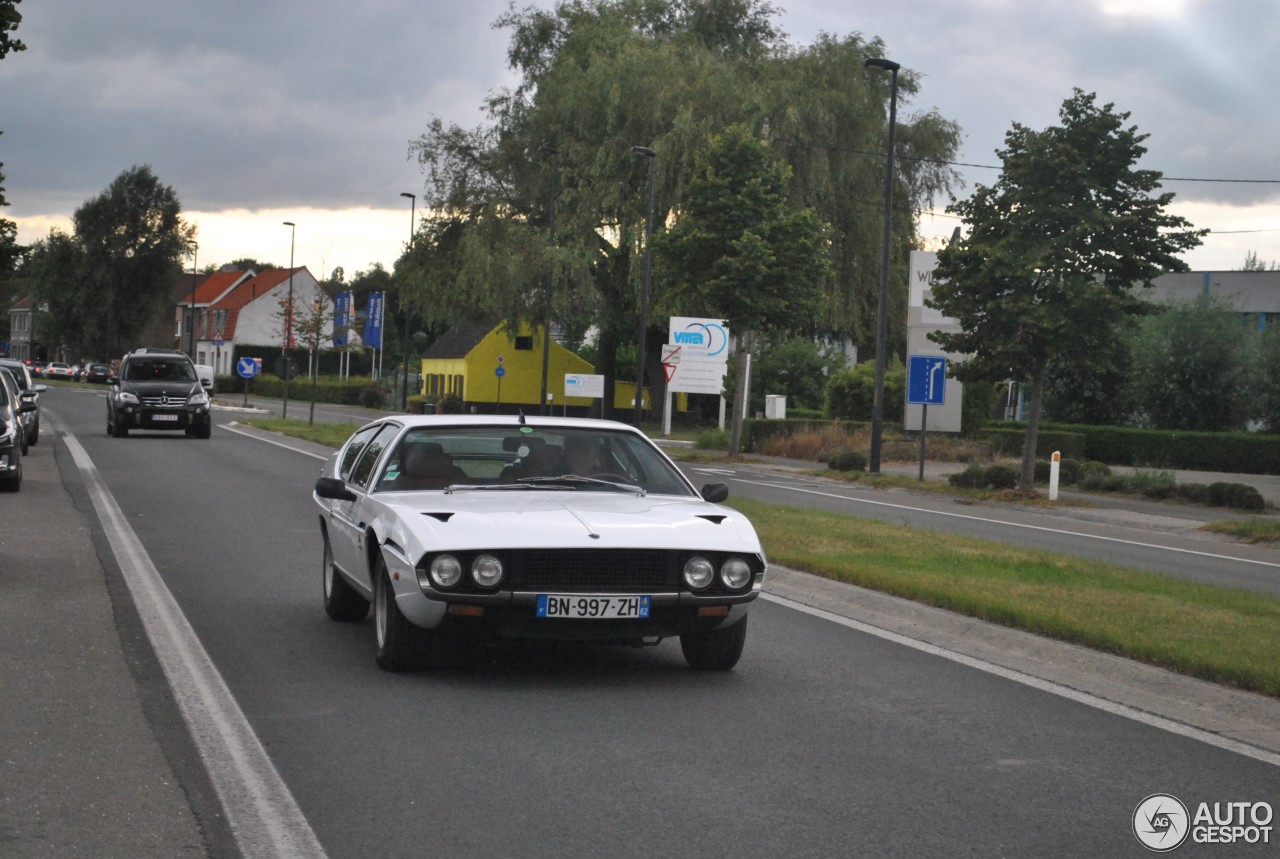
84, 363, 113, 384
0, 358, 45, 446
44, 361, 74, 381
0, 367, 36, 491
107, 348, 212, 438
27, 361, 45, 378
313, 415, 766, 672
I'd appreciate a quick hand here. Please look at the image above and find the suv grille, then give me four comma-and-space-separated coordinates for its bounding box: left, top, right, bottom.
512, 549, 676, 592
140, 395, 187, 408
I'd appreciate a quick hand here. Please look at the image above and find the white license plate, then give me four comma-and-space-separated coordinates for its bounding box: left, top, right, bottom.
150, 414, 179, 422
536, 594, 651, 619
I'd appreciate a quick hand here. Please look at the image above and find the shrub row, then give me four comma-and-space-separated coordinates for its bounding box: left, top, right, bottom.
985, 421, 1280, 475
214, 375, 387, 409
742, 418, 875, 452
981, 428, 1087, 460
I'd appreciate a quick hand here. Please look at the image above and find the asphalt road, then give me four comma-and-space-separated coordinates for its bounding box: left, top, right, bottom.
10, 385, 1280, 858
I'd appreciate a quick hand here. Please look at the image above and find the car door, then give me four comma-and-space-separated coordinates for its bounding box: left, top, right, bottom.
328, 422, 402, 592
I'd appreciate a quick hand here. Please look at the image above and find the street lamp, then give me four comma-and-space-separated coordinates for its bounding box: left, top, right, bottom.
187, 241, 198, 361
282, 221, 296, 420
631, 145, 656, 426
399, 192, 416, 411
864, 55, 900, 475
538, 144, 558, 416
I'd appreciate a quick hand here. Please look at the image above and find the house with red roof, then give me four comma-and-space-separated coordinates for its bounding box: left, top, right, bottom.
176, 267, 335, 376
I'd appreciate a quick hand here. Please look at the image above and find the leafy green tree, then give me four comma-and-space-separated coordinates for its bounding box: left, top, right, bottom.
655, 126, 829, 450
29, 166, 194, 358
0, 0, 22, 59
1251, 326, 1280, 433
745, 336, 844, 415
825, 357, 905, 423
928, 90, 1203, 489
1126, 295, 1248, 432
405, 0, 959, 416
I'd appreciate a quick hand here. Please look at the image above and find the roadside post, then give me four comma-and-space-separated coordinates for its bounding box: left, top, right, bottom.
907, 355, 947, 481
1049, 450, 1061, 501
495, 355, 505, 412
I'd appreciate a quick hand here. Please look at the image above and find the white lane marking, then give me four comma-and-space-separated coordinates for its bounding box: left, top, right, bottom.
763, 592, 1280, 768
735, 477, 1280, 570
222, 421, 327, 460
60, 428, 328, 858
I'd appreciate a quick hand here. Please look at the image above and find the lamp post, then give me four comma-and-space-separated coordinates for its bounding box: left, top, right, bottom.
631, 145, 656, 426
538, 144, 559, 415
864, 56, 900, 475
187, 241, 198, 361
399, 192, 416, 412
282, 221, 296, 420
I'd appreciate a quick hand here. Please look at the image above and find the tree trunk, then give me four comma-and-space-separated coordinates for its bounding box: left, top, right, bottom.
1020, 367, 1047, 491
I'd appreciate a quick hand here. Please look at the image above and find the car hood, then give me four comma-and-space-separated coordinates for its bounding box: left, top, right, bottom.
121, 380, 200, 398
380, 490, 764, 556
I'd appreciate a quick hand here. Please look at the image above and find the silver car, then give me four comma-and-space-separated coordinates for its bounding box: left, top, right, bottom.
313, 415, 767, 672
0, 359, 44, 447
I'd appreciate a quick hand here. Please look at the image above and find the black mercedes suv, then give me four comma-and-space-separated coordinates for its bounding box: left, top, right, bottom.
107, 348, 212, 438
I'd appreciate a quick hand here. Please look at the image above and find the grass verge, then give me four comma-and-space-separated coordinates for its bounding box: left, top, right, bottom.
1202, 519, 1280, 544
239, 418, 354, 448
729, 496, 1280, 698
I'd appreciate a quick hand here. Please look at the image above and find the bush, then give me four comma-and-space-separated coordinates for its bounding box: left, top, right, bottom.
1033, 458, 1083, 486
1207, 482, 1266, 511
828, 449, 867, 472
948, 463, 1017, 490
358, 385, 385, 409
824, 358, 905, 422
695, 428, 730, 450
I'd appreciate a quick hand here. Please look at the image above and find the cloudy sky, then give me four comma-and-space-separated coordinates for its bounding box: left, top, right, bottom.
3, 0, 1277, 279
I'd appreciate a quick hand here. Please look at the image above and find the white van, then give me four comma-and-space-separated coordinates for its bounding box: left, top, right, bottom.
194, 364, 215, 392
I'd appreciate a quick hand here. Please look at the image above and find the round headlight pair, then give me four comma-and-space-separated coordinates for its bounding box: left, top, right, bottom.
682, 556, 753, 591
426, 553, 504, 590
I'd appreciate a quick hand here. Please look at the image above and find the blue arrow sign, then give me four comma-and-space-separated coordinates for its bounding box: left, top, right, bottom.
236, 357, 259, 379
907, 355, 947, 406
494, 365, 506, 378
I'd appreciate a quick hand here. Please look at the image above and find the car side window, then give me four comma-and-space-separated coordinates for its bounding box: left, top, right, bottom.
338, 425, 382, 482
348, 424, 401, 490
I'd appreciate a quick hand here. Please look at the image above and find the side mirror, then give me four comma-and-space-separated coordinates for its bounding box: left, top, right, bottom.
700, 483, 729, 503
109, 377, 120, 386
18, 400, 36, 415
315, 476, 358, 502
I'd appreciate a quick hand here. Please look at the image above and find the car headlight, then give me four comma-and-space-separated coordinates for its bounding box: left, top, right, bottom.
682, 556, 715, 590
720, 557, 753, 590
428, 554, 463, 589
117, 390, 139, 405
470, 554, 504, 588
188, 389, 209, 406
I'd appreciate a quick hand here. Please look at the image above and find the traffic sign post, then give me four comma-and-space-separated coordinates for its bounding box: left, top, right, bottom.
907, 355, 948, 481
495, 364, 505, 410
237, 356, 260, 407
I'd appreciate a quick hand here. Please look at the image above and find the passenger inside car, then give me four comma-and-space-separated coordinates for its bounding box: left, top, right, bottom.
394, 441, 466, 490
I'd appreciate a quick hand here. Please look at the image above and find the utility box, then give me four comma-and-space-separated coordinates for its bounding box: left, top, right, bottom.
765, 394, 787, 420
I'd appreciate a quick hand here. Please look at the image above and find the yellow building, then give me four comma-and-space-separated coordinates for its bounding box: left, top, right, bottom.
420, 320, 600, 412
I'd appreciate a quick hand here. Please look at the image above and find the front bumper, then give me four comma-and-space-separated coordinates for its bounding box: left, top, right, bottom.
117, 405, 211, 430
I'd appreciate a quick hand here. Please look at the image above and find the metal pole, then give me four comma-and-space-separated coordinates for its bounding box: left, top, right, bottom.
400, 193, 416, 411
631, 146, 656, 426
282, 221, 295, 420
187, 242, 197, 360
864, 57, 900, 475
538, 145, 558, 415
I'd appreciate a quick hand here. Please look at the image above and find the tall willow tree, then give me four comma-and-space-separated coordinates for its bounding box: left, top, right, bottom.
405, 0, 960, 416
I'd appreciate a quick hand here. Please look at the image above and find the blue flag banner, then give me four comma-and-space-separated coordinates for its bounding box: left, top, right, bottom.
332, 291, 352, 346
364, 292, 384, 350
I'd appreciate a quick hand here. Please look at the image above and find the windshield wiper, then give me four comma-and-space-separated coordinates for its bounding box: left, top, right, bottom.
516, 474, 645, 495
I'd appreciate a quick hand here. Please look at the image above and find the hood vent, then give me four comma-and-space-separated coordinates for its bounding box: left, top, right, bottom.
421, 512, 455, 523
696, 514, 728, 525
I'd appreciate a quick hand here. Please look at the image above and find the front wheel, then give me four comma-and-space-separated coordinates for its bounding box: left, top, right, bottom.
680, 615, 748, 671
110, 413, 128, 438
322, 531, 369, 622
374, 555, 432, 672
0, 455, 20, 492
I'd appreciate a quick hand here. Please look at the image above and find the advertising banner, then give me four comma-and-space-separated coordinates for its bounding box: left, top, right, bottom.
363, 292, 384, 351
332, 291, 352, 346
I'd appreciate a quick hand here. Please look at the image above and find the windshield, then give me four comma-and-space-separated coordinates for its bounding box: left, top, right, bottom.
124, 358, 197, 382
374, 425, 695, 496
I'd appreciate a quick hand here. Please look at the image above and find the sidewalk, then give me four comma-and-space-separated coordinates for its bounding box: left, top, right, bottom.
0, 436, 206, 856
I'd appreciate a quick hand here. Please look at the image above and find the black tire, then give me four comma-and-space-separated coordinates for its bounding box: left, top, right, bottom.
680, 615, 748, 671
110, 413, 128, 438
18, 428, 27, 456
374, 554, 432, 672
322, 530, 369, 622
28, 418, 38, 445
186, 424, 211, 439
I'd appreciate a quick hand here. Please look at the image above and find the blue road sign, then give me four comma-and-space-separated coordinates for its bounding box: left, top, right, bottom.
236, 357, 259, 379
494, 365, 506, 378
907, 355, 947, 406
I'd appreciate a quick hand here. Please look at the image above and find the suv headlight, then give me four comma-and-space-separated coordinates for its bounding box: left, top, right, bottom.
117, 390, 139, 405
188, 389, 209, 406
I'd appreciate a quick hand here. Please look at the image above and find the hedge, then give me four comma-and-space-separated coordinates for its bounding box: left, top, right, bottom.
984, 421, 1280, 475
981, 428, 1087, 460
741, 418, 873, 452
214, 374, 387, 409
